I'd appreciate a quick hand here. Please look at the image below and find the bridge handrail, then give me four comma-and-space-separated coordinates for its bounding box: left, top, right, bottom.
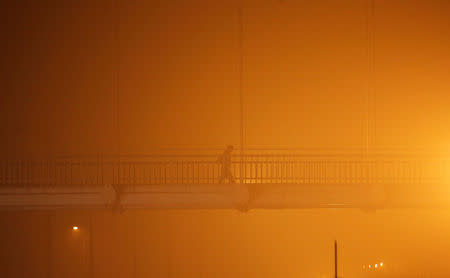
1, 154, 450, 186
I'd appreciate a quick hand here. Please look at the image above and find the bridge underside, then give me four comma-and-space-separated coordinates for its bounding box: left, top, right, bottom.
1, 183, 449, 210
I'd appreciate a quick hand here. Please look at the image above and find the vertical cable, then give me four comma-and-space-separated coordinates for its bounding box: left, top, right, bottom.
365, 0, 370, 155
117, 0, 121, 185
366, 0, 375, 155
238, 0, 245, 183
371, 0, 376, 151
113, 0, 122, 207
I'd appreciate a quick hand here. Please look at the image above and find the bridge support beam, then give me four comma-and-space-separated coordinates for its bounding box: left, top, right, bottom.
1, 183, 448, 210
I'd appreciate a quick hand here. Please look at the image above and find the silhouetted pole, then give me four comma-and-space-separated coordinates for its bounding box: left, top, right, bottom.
89, 215, 94, 278
47, 212, 53, 278
334, 240, 338, 278
133, 213, 137, 278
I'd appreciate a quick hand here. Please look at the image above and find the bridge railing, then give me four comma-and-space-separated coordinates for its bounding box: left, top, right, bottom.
1, 155, 450, 186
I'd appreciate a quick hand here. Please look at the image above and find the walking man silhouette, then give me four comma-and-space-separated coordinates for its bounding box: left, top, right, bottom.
218, 145, 235, 183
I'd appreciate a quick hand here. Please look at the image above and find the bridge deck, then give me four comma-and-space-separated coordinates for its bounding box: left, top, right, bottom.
0, 182, 448, 210
1, 154, 449, 186
1, 154, 449, 209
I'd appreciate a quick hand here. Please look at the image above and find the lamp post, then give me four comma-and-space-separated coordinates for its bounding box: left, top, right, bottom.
334, 240, 338, 278
71, 216, 93, 278
89, 215, 93, 278
47, 213, 53, 278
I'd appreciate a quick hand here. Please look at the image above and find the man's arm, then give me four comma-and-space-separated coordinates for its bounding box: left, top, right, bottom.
216, 154, 223, 163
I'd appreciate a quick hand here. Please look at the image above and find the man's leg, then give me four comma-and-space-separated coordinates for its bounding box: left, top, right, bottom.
218, 170, 225, 183
227, 169, 236, 183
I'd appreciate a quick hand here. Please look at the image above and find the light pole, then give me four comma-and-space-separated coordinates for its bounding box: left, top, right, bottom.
334, 240, 338, 278
89, 215, 93, 278
71, 217, 93, 278
47, 212, 53, 278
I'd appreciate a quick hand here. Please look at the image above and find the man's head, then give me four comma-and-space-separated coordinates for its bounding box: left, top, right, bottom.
226, 145, 234, 152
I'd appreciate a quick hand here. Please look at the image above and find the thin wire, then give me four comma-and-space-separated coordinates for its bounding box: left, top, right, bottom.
365, 0, 374, 155
371, 0, 377, 150
114, 0, 121, 188
239, 0, 244, 183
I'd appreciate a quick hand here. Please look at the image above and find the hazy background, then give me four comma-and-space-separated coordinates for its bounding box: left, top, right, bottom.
2, 0, 450, 277
2, 209, 450, 278
2, 0, 450, 156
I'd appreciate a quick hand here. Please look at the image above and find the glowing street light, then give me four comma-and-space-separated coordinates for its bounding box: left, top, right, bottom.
366, 261, 384, 271
72, 226, 79, 231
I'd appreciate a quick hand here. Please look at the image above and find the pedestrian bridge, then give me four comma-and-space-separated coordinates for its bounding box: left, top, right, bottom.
1, 153, 450, 210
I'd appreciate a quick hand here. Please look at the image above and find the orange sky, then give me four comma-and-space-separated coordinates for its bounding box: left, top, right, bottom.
2, 3, 450, 276
1, 0, 450, 157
